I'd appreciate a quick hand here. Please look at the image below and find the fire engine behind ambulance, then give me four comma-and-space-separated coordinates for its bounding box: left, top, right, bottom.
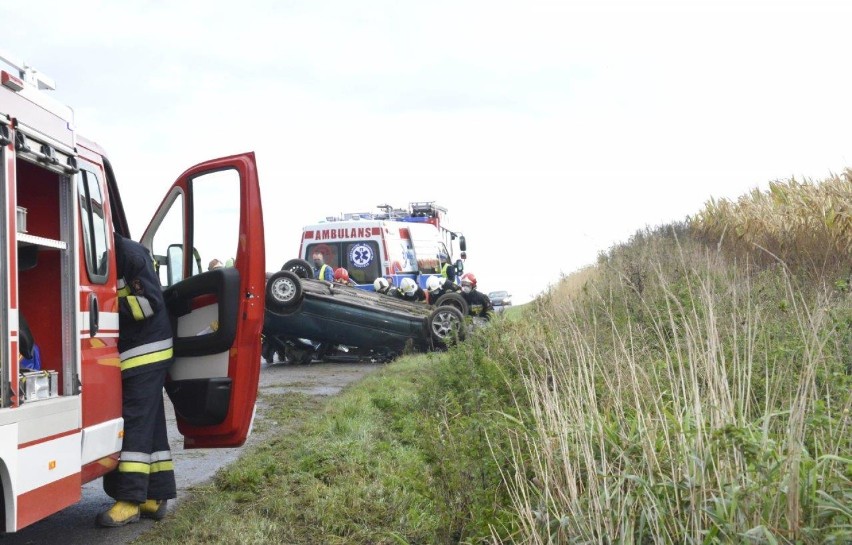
0, 52, 265, 532
297, 202, 466, 290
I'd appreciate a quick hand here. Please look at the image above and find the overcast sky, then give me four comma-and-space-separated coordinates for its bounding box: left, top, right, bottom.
3, 0, 851, 303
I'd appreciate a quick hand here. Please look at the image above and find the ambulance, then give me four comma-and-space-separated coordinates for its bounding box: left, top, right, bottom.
0, 52, 265, 531
296, 202, 466, 290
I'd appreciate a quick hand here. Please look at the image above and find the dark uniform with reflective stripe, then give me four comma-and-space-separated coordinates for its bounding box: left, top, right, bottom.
462, 288, 494, 320
104, 234, 176, 504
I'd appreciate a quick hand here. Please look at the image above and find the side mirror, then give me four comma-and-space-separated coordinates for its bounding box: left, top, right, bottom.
166, 244, 184, 286
455, 259, 464, 274
166, 244, 204, 286
459, 235, 466, 252
459, 251, 467, 260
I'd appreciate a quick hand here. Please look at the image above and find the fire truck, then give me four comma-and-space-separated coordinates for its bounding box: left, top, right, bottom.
0, 52, 265, 532
296, 202, 467, 290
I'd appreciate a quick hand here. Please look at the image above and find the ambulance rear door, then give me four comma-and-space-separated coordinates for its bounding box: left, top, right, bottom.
139, 152, 264, 448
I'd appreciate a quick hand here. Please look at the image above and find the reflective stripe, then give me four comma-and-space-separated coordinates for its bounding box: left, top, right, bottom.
150, 460, 175, 473
120, 451, 152, 463
118, 461, 150, 474
120, 338, 173, 361
126, 295, 145, 320
137, 296, 154, 318
121, 347, 174, 372
151, 451, 172, 462
118, 279, 127, 289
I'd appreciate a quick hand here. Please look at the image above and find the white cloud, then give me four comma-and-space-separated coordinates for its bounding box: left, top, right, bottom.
2, 0, 851, 302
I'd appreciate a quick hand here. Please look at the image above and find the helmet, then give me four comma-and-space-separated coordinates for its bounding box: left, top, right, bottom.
333, 268, 349, 282
373, 277, 390, 292
461, 273, 477, 289
400, 277, 417, 295
426, 275, 443, 293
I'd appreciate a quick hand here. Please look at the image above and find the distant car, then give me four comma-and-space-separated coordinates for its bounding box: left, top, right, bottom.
262, 259, 466, 364
488, 290, 512, 308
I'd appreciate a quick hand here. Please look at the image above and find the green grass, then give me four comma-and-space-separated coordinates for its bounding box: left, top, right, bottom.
135, 357, 452, 544
136, 194, 851, 543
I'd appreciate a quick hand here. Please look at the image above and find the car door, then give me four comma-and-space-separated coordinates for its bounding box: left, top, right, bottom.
140, 152, 264, 448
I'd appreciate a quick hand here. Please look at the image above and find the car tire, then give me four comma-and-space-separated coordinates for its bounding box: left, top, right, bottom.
433, 292, 469, 316
281, 258, 314, 279
428, 305, 466, 346
266, 270, 303, 312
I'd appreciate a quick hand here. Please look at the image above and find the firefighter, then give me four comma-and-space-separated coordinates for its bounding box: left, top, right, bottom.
374, 277, 403, 298
459, 273, 493, 320
399, 277, 427, 302
333, 267, 355, 286
97, 234, 175, 527
312, 252, 334, 281
426, 274, 461, 303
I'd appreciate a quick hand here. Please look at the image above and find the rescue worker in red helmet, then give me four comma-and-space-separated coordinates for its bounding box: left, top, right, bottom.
333, 267, 355, 286
460, 273, 493, 320
98, 234, 175, 527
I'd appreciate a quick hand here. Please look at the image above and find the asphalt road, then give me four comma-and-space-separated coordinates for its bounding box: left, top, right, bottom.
3, 360, 381, 544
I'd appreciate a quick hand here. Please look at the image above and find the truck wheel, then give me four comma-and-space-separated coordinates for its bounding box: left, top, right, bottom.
433, 292, 469, 316
428, 306, 466, 346
281, 258, 314, 279
266, 271, 303, 312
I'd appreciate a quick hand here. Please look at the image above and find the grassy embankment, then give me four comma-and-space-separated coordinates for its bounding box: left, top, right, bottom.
137, 173, 851, 544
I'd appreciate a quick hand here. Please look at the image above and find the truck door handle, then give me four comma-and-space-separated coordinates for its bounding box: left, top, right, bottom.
89, 292, 100, 337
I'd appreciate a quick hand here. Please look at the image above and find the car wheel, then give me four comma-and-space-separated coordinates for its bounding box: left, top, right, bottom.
266, 270, 303, 312
433, 292, 469, 316
428, 306, 466, 346
281, 258, 314, 279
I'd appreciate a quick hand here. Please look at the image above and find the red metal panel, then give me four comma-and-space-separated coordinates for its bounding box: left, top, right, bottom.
80, 335, 122, 427
16, 472, 81, 531
81, 455, 119, 485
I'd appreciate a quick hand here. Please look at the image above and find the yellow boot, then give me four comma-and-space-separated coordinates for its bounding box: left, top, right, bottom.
140, 499, 168, 520
96, 500, 140, 527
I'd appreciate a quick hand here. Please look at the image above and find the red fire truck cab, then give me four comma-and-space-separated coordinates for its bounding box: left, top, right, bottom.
0, 54, 265, 531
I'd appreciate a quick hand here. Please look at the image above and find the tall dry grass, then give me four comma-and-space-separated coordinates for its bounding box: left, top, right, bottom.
484, 229, 850, 544
690, 170, 852, 276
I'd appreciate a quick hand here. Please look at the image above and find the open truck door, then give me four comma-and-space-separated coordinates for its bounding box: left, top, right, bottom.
140, 152, 264, 448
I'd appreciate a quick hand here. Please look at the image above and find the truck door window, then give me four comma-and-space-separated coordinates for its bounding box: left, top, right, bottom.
190, 169, 239, 275
151, 191, 184, 286
77, 169, 109, 283
438, 242, 450, 265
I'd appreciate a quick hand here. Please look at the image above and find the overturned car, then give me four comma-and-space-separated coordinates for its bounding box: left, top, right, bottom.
262, 260, 466, 364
